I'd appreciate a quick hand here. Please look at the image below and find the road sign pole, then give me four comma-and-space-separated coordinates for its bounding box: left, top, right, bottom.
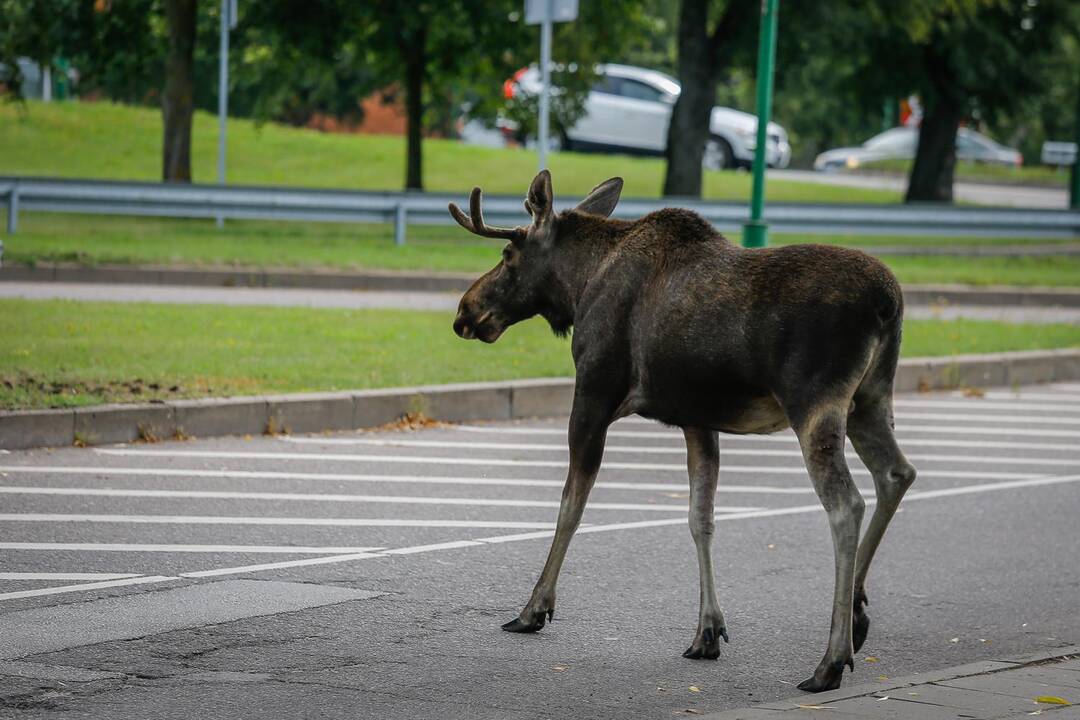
1071, 71, 1080, 210
537, 0, 553, 171
217, 0, 235, 228
742, 0, 780, 249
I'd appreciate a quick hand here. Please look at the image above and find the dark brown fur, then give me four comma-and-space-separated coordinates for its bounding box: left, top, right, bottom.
450, 171, 917, 693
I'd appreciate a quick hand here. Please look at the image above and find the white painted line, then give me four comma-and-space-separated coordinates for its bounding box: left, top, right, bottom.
0, 542, 385, 554
0, 466, 812, 495
893, 399, 1080, 413
0, 573, 143, 581
895, 412, 1080, 426
0, 514, 561, 530
0, 485, 758, 513
278, 436, 1080, 464
8, 473, 1080, 602
456, 424, 1080, 441
379, 540, 484, 556
88, 449, 1062, 475
180, 553, 383, 578
0, 575, 177, 602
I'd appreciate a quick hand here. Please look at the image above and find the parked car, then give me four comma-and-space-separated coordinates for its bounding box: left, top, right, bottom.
503, 63, 791, 170
813, 126, 1022, 172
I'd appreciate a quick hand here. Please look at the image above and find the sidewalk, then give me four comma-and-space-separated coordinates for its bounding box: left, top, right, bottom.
705, 646, 1079, 719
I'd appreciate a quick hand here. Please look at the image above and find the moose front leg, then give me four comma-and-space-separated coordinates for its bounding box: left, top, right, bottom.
682, 427, 728, 659
502, 404, 610, 633
794, 406, 866, 693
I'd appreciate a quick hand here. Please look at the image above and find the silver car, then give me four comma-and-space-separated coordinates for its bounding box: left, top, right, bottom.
814, 126, 1022, 171
505, 63, 792, 170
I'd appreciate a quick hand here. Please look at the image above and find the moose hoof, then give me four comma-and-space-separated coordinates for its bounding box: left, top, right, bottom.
682, 625, 728, 660
797, 658, 852, 693
501, 608, 552, 633
853, 608, 870, 654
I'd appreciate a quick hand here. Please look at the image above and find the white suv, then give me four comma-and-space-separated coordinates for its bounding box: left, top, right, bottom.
504, 63, 791, 170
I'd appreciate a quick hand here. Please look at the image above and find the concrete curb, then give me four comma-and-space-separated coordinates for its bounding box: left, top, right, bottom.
2, 349, 1079, 451
4, 264, 1080, 308
700, 644, 1080, 719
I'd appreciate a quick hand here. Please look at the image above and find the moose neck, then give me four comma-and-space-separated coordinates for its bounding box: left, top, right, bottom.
539, 212, 629, 332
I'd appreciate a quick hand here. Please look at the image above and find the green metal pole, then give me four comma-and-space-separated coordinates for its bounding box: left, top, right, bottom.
743, 0, 780, 249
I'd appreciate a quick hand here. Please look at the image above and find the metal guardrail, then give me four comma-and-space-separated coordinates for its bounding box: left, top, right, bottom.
1, 177, 1078, 257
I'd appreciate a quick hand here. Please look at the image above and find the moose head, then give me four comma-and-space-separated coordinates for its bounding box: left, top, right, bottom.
448, 170, 623, 343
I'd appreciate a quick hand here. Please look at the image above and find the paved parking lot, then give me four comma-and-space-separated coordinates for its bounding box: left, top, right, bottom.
1, 383, 1079, 718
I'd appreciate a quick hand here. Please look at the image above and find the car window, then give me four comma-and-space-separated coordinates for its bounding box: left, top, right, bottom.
864, 129, 915, 152
618, 79, 664, 103
591, 75, 621, 96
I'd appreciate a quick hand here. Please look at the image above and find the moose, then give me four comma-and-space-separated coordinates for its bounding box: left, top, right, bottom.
448, 170, 917, 692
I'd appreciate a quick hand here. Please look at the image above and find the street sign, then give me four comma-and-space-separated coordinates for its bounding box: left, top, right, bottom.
523, 0, 578, 171
525, 0, 577, 25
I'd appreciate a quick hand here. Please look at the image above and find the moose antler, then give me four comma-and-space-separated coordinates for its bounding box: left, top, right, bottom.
448, 187, 527, 241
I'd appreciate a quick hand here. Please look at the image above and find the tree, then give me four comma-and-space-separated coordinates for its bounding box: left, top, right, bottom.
162, 0, 196, 182
662, 0, 756, 198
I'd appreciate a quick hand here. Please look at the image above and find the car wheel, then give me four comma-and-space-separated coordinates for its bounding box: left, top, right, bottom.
703, 137, 734, 171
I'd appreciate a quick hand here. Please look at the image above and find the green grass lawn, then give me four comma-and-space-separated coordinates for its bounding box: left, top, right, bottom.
3, 299, 1079, 410
4, 212, 1078, 286
0, 99, 901, 203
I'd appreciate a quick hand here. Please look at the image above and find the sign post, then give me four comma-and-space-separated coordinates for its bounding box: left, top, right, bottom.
525, 0, 577, 171
742, 0, 780, 249
217, 0, 238, 228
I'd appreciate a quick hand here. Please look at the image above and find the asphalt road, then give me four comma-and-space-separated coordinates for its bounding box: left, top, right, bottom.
4, 282, 1079, 325
772, 169, 1069, 209
1, 384, 1079, 718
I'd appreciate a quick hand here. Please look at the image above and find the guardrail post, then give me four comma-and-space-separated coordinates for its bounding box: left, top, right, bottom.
394, 202, 407, 246
6, 181, 18, 236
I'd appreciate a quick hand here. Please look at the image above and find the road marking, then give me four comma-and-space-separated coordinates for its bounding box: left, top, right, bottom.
0, 576, 178, 602
619, 412, 1080, 426
0, 466, 813, 495
7, 473, 1080, 603
0, 542, 386, 554
455, 424, 1080, 440
950, 391, 1080, 403
0, 573, 143, 581
278, 436, 1080, 464
0, 486, 760, 513
0, 514, 563, 530
892, 399, 1080, 413
89, 449, 1055, 476
179, 553, 384, 578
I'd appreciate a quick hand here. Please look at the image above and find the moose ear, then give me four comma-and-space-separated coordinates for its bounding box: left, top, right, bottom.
575, 177, 623, 218
527, 169, 553, 223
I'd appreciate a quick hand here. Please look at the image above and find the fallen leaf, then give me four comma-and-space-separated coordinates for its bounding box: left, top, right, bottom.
1034, 696, 1070, 706
877, 675, 889, 681
688, 686, 701, 693
551, 664, 569, 672
962, 386, 986, 398
864, 656, 879, 663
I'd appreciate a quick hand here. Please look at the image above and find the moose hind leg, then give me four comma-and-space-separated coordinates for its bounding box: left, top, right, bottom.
681, 427, 728, 660
847, 397, 917, 653
794, 406, 865, 693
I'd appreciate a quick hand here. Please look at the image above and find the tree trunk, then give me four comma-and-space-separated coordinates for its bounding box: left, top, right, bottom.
906, 47, 964, 203
663, 0, 715, 197
401, 24, 427, 191
162, 0, 196, 183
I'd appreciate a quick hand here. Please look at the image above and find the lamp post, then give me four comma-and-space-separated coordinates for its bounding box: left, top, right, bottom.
742, 0, 780, 248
